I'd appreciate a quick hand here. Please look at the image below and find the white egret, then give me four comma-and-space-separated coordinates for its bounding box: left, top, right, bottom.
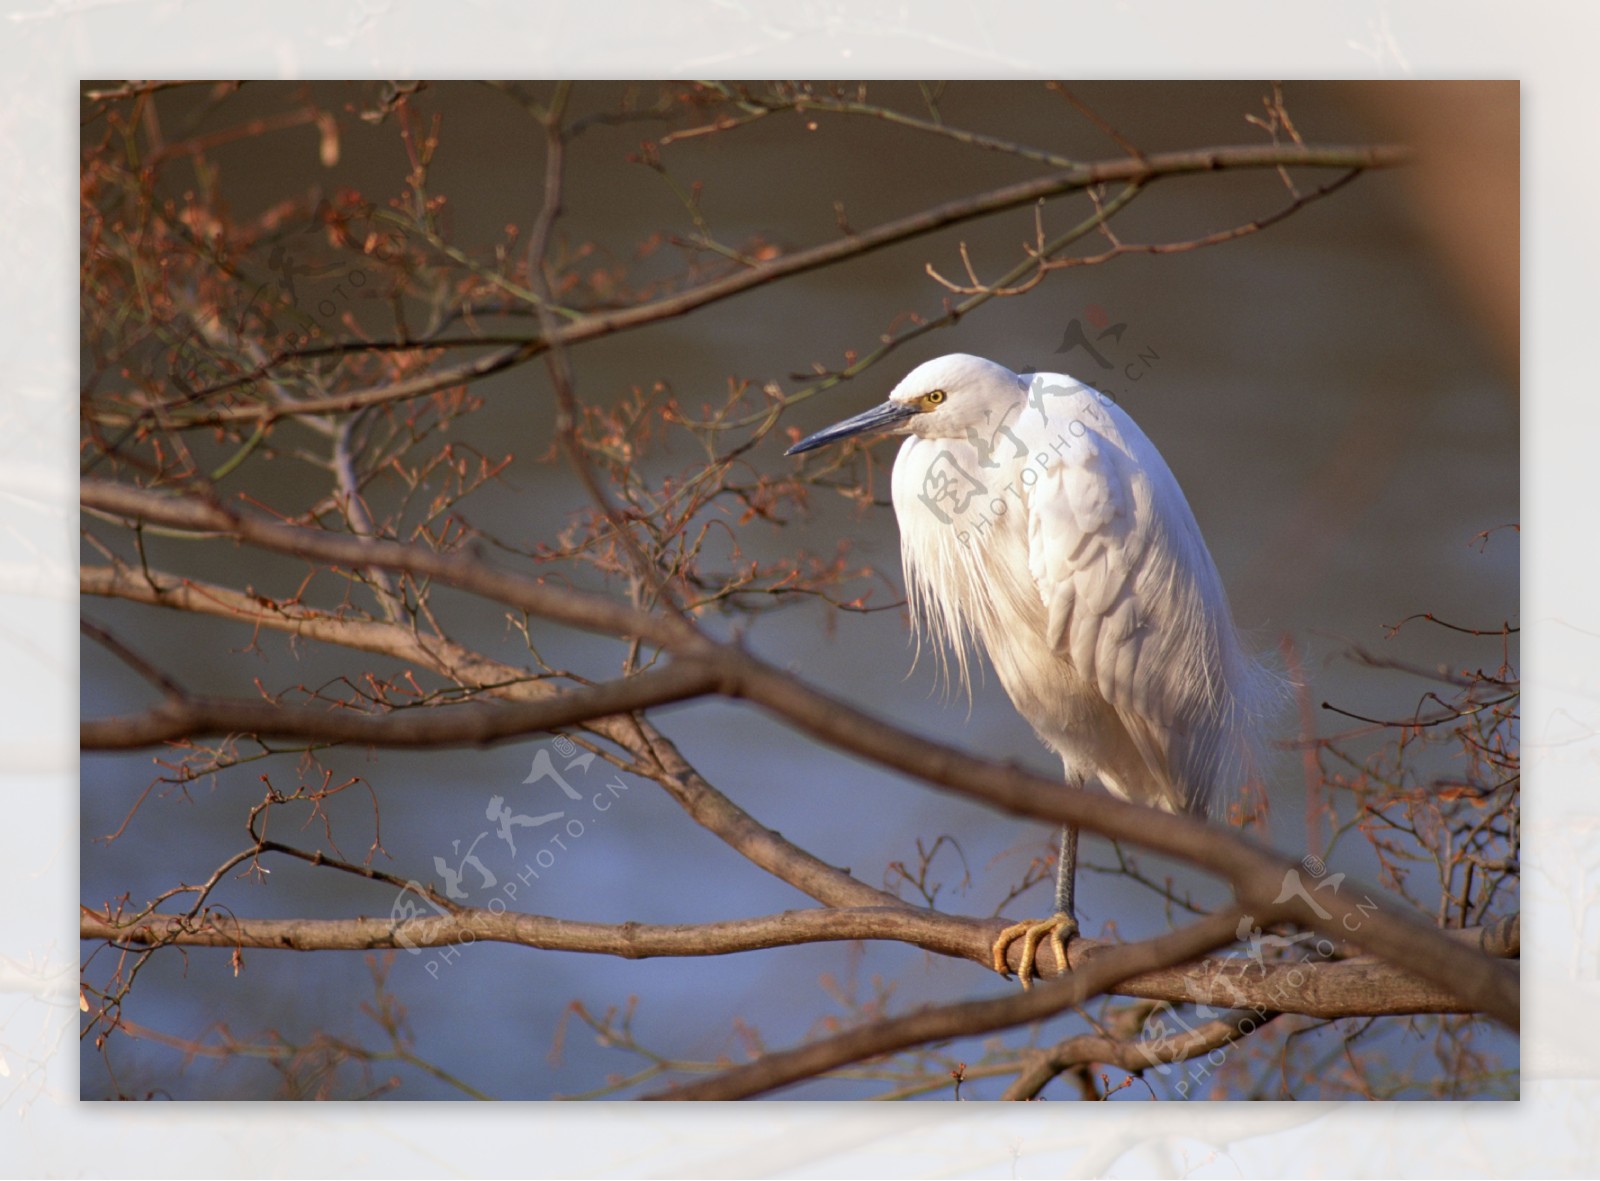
788, 354, 1277, 985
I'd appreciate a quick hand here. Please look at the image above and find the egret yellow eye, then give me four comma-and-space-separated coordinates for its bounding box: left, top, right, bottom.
925, 389, 947, 406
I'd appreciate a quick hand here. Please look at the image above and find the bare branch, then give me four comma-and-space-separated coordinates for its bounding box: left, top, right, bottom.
91, 143, 1409, 428
79, 617, 184, 699
80, 479, 703, 655
722, 656, 1521, 1030
81, 562, 903, 912
1002, 1008, 1273, 1101
647, 907, 1251, 1099
79, 479, 1521, 1029
79, 905, 1514, 1023
81, 660, 719, 750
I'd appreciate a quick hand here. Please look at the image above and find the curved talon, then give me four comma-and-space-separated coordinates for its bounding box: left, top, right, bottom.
992, 913, 1078, 989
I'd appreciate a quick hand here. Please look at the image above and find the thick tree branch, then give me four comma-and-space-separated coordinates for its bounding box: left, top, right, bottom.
92, 143, 1408, 427
80, 660, 720, 750
81, 561, 904, 912
646, 907, 1252, 1099
1001, 1007, 1274, 1101
81, 480, 703, 654
80, 479, 1519, 1028
629, 714, 906, 910
717, 661, 1521, 1030
79, 905, 1515, 1023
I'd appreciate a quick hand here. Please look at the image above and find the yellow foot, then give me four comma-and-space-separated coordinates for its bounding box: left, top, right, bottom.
991, 912, 1078, 988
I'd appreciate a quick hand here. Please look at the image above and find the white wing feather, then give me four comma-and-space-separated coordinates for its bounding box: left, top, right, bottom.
891, 361, 1275, 818
1024, 389, 1263, 815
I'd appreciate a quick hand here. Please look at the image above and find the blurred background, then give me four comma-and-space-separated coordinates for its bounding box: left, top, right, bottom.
80, 80, 1518, 1100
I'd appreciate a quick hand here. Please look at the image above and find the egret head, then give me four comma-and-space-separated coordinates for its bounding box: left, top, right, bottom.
785, 354, 1026, 455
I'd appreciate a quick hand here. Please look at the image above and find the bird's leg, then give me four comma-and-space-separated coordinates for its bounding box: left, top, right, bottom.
1054, 823, 1079, 921
991, 824, 1081, 988
1049, 822, 1081, 964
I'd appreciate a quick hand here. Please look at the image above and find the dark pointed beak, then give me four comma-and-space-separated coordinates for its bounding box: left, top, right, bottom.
785, 399, 919, 456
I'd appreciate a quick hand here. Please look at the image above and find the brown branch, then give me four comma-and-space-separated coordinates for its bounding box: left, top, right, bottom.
78, 904, 1513, 1023
538, 266, 693, 623
82, 79, 222, 103
92, 143, 1409, 427
720, 660, 1521, 1030
81, 561, 902, 912
89, 338, 543, 429
80, 479, 705, 656
81, 904, 961, 959
1001, 1007, 1273, 1101
81, 562, 597, 704
627, 713, 905, 910
702, 89, 1081, 169
81, 660, 721, 750
646, 907, 1251, 1100
80, 479, 1518, 1028
1048, 82, 1147, 161
79, 617, 184, 698
524, 80, 571, 298
926, 167, 1368, 298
